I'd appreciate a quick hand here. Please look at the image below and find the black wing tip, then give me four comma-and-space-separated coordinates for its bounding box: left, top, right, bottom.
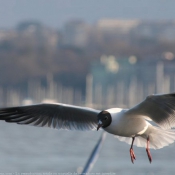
0, 107, 26, 122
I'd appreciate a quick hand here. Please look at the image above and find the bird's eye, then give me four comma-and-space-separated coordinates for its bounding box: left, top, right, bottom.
104, 116, 108, 120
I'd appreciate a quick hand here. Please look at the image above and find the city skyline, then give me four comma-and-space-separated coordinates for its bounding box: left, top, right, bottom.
0, 0, 175, 29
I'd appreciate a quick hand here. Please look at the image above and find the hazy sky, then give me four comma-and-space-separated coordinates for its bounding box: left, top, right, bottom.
0, 0, 175, 29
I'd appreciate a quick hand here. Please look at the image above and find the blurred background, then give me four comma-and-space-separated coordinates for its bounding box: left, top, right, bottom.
0, 0, 175, 174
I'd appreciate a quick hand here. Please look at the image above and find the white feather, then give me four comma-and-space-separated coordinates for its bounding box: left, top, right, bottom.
115, 126, 175, 149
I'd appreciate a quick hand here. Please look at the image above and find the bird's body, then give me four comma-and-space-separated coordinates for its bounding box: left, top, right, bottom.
103, 108, 148, 137
1, 92, 175, 163
105, 108, 175, 148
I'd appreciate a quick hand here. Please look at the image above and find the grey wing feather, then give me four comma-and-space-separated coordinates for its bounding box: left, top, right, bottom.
126, 93, 175, 129
0, 103, 100, 131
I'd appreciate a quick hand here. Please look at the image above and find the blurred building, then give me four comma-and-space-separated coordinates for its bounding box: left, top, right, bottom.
97, 19, 140, 34
131, 21, 175, 41
62, 20, 90, 48
16, 21, 59, 49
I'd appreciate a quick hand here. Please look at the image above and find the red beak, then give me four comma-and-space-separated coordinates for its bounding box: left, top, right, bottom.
97, 123, 103, 131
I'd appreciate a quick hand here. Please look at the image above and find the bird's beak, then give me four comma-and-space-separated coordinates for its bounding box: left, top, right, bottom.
97, 123, 103, 131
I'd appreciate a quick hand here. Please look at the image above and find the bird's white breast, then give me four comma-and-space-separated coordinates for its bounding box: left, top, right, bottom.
103, 108, 148, 137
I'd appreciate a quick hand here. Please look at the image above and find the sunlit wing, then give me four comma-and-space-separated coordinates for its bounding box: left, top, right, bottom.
0, 103, 100, 131
126, 93, 175, 129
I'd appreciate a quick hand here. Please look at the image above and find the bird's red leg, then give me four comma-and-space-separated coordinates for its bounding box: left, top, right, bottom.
130, 137, 136, 164
146, 136, 152, 163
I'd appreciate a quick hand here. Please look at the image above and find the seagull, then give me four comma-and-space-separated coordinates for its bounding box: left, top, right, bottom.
0, 93, 175, 164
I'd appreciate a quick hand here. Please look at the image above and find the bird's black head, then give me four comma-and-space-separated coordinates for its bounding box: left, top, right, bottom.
97, 110, 112, 131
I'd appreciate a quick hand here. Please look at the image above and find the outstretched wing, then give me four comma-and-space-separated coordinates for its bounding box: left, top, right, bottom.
126, 93, 175, 129
0, 103, 100, 131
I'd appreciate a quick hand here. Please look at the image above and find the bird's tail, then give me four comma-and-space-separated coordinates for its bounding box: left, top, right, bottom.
145, 125, 175, 149
115, 126, 175, 150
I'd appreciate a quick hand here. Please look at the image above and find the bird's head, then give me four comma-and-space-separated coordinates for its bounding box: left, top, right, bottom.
97, 110, 112, 131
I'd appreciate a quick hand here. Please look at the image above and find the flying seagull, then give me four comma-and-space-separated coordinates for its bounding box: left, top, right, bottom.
0, 93, 175, 164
